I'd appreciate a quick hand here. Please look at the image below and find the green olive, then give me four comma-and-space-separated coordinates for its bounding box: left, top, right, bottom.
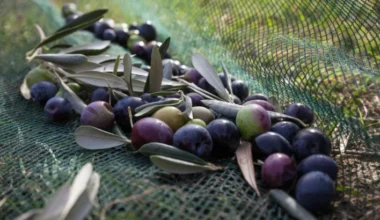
25, 66, 55, 88
152, 106, 186, 132
186, 119, 207, 128
192, 106, 215, 124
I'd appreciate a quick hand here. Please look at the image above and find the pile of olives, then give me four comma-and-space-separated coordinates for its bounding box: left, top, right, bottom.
62, 3, 171, 64
23, 3, 340, 214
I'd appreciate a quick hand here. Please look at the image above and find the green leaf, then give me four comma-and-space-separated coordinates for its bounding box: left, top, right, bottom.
139, 142, 207, 165
336, 185, 360, 196
269, 190, 317, 220
123, 54, 134, 96
57, 62, 102, 73
68, 71, 128, 91
50, 43, 73, 50
178, 79, 223, 101
150, 90, 179, 96
148, 46, 163, 93
54, 72, 87, 114
201, 100, 241, 118
20, 76, 31, 100
64, 172, 100, 220
132, 63, 142, 68
183, 93, 193, 120
192, 53, 230, 101
236, 141, 261, 197
113, 55, 121, 75
75, 126, 129, 150
221, 63, 233, 95
36, 184, 71, 219
59, 41, 111, 55
159, 37, 171, 58
35, 54, 88, 65
15, 209, 42, 220
59, 163, 93, 219
31, 9, 108, 53
134, 98, 182, 117
268, 96, 282, 112
150, 155, 222, 174
87, 55, 116, 64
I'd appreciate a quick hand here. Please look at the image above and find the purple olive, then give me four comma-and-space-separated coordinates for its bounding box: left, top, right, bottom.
80, 101, 115, 130
184, 68, 203, 84
91, 88, 109, 103
113, 97, 145, 132
231, 80, 249, 101
44, 97, 72, 121
261, 153, 297, 188
138, 21, 157, 42
30, 81, 58, 104
131, 117, 173, 150
173, 124, 213, 158
243, 93, 268, 102
292, 128, 331, 162
186, 93, 203, 106
284, 103, 314, 124
296, 171, 335, 213
297, 154, 338, 181
102, 29, 117, 41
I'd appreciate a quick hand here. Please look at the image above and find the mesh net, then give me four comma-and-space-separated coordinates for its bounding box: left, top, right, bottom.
1, 0, 379, 219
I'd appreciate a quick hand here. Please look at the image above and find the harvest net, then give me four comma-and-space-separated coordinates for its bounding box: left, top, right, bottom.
0, 0, 379, 219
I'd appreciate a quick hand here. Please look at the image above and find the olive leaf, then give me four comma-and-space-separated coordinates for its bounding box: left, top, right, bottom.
20, 76, 31, 100
54, 72, 87, 114
150, 155, 222, 174
178, 79, 223, 101
50, 43, 73, 50
30, 9, 108, 54
163, 60, 173, 80
15, 209, 42, 220
201, 100, 241, 118
268, 111, 308, 128
75, 126, 130, 150
87, 55, 116, 64
134, 98, 182, 117
59, 41, 111, 55
192, 53, 230, 102
26, 25, 45, 62
59, 163, 94, 219
268, 96, 282, 112
113, 90, 128, 99
132, 63, 142, 68
183, 93, 193, 120
236, 141, 261, 197
35, 54, 88, 65
57, 62, 102, 73
139, 142, 207, 165
146, 46, 163, 93
113, 55, 121, 75
221, 62, 233, 95
269, 190, 317, 220
150, 90, 179, 96
68, 71, 128, 91
159, 37, 170, 58
123, 54, 134, 96
36, 183, 71, 220
64, 172, 100, 220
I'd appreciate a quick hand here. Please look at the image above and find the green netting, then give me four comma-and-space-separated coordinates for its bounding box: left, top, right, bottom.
1, 0, 379, 219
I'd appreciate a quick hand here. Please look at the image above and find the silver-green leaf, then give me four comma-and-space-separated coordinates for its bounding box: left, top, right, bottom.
59, 41, 111, 55
55, 72, 87, 114
192, 53, 230, 101
236, 141, 261, 197
221, 63, 233, 95
75, 126, 129, 150
162, 61, 173, 80
30, 9, 107, 54
87, 55, 116, 64
134, 98, 182, 117
150, 155, 221, 174
123, 54, 134, 96
159, 37, 170, 58
201, 100, 241, 118
37, 183, 71, 220
68, 71, 128, 91
269, 190, 317, 220
35, 54, 88, 65
183, 94, 193, 120
20, 76, 31, 100
57, 62, 102, 73
148, 46, 163, 93
139, 142, 207, 165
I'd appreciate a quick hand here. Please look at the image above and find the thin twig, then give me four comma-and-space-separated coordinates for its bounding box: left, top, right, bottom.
333, 149, 380, 157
